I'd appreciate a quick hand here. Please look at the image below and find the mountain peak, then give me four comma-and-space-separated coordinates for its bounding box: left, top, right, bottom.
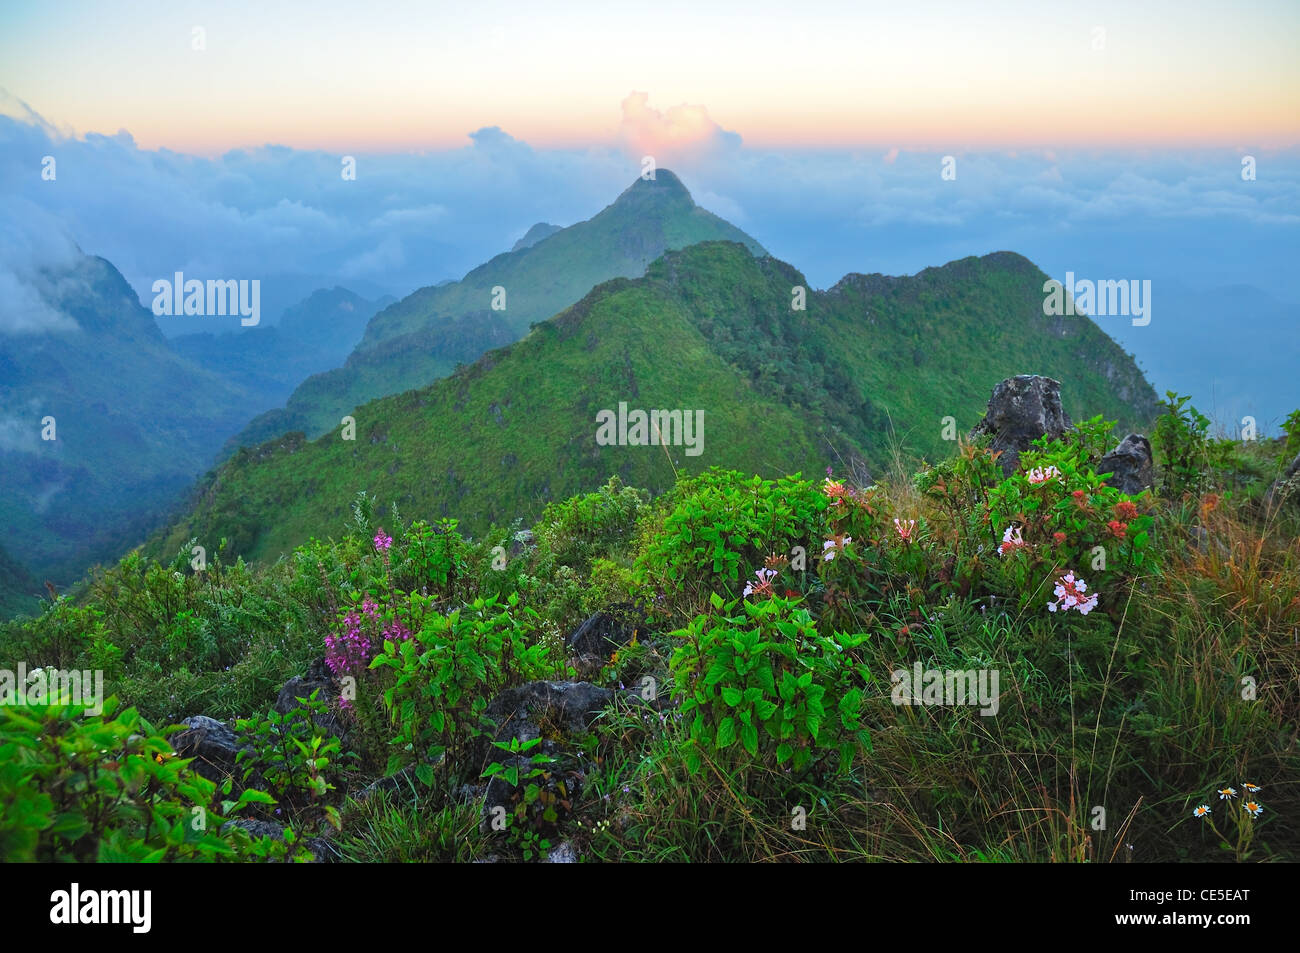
613, 168, 694, 208
511, 222, 563, 252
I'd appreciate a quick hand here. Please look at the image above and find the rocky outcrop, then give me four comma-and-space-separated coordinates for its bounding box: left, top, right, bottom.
566, 605, 645, 659
970, 375, 1072, 475
169, 715, 252, 784
274, 657, 344, 738
484, 680, 624, 748
1098, 433, 1154, 495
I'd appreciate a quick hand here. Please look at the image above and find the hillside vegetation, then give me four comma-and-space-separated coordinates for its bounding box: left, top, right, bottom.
2, 392, 1297, 862
152, 241, 1158, 566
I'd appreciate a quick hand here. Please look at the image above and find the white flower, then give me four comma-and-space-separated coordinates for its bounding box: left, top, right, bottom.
1027, 465, 1062, 485
822, 535, 851, 561
998, 524, 1025, 556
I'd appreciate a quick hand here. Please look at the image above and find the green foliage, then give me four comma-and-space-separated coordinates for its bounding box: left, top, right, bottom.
1151, 391, 1235, 496
482, 736, 568, 857
669, 594, 871, 778
1282, 410, 1300, 459
369, 594, 555, 785
0, 697, 298, 862
636, 469, 828, 615
6, 414, 1298, 864
231, 690, 345, 829
394, 519, 469, 599
334, 789, 479, 863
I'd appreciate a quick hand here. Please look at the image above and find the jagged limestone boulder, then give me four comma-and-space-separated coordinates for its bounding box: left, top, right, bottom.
970, 375, 1072, 475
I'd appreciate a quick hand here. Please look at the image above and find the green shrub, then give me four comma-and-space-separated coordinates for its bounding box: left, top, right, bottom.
370, 594, 555, 785
669, 594, 871, 778
0, 697, 295, 862
636, 469, 828, 616
231, 690, 346, 829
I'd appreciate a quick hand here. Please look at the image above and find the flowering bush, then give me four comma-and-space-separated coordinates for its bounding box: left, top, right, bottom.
635, 469, 827, 616
325, 595, 412, 684
984, 426, 1154, 613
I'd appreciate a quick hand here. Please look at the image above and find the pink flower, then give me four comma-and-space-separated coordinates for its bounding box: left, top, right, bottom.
325, 596, 411, 678
1027, 465, 1062, 485
1047, 571, 1099, 615
997, 524, 1026, 556
822, 534, 852, 561
893, 518, 917, 542
373, 529, 393, 553
743, 568, 777, 599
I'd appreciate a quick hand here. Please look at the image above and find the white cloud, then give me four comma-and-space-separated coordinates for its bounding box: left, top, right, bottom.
617, 92, 741, 164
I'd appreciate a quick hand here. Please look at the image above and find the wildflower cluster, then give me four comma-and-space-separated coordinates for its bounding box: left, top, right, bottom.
1047, 571, 1098, 615
325, 595, 412, 688
1026, 465, 1062, 485
997, 524, 1026, 556
1193, 782, 1268, 861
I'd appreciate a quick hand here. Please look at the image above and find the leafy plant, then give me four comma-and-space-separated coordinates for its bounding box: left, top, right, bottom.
669, 593, 871, 777
0, 697, 298, 862
481, 735, 568, 858
231, 690, 345, 828
370, 594, 554, 786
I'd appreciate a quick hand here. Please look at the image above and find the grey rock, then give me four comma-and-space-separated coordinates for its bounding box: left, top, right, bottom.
566, 604, 645, 659
484, 680, 620, 747
970, 375, 1072, 476
545, 840, 579, 863
169, 715, 252, 784
1098, 433, 1154, 495
274, 657, 344, 738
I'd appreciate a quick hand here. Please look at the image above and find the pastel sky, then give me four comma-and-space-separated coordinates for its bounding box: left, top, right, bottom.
2, 0, 1298, 154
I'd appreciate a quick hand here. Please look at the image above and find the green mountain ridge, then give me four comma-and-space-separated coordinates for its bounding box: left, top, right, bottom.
151, 240, 1158, 564
231, 170, 766, 448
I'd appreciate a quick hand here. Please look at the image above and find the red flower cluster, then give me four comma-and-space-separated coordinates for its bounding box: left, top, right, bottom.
1114, 500, 1139, 521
